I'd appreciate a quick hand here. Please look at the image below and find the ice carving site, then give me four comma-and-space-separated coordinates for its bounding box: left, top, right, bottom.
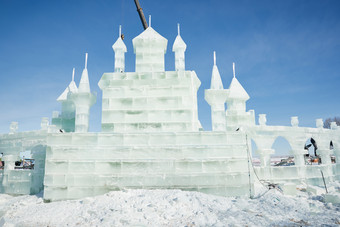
0, 15, 340, 203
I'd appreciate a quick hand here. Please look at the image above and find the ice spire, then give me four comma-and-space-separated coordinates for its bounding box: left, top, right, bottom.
78, 53, 91, 93
57, 68, 78, 101
85, 53, 88, 69
172, 23, 187, 71
178, 23, 180, 36
70, 54, 96, 133
210, 51, 224, 90
72, 68, 75, 81
233, 62, 236, 78
112, 25, 127, 72
149, 15, 151, 27
228, 62, 249, 100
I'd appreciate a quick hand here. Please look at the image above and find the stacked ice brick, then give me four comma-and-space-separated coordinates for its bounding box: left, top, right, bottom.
0, 124, 47, 195
44, 131, 252, 201
99, 26, 201, 132
43, 25, 254, 201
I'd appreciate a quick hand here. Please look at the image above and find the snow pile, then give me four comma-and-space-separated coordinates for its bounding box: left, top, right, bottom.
0, 186, 340, 226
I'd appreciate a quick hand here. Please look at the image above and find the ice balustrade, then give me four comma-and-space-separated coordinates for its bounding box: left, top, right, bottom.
248, 115, 340, 185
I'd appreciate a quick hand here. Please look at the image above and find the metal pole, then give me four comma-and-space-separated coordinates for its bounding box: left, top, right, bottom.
320, 170, 328, 193
133, 0, 148, 30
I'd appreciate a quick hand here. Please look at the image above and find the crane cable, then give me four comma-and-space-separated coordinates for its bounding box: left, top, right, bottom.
120, 0, 125, 40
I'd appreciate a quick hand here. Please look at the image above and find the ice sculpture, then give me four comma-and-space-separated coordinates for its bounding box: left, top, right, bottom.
204, 52, 228, 131
69, 53, 96, 132
0, 19, 339, 202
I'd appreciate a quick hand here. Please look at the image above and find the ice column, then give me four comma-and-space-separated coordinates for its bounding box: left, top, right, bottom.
314, 120, 332, 165
112, 25, 127, 72
172, 24, 187, 71
331, 124, 340, 162
70, 53, 96, 132
204, 52, 228, 131
253, 135, 276, 168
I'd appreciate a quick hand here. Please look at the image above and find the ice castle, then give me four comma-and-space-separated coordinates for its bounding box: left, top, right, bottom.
0, 22, 339, 201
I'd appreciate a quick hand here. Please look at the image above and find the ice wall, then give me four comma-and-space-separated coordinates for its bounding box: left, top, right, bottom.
98, 71, 201, 132
44, 131, 253, 201
0, 130, 47, 195
249, 116, 340, 186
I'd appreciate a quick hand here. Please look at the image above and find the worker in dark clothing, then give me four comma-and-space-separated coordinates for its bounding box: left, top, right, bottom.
310, 138, 318, 156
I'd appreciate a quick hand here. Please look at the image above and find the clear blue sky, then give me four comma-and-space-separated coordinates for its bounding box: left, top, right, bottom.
0, 0, 339, 139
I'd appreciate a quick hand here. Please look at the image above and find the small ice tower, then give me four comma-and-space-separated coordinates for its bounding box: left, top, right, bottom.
225, 63, 254, 129
172, 24, 187, 71
132, 16, 168, 72
112, 25, 127, 72
204, 52, 228, 131
53, 68, 78, 132
70, 53, 96, 132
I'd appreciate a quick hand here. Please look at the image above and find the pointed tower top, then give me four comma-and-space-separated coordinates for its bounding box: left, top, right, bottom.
210, 51, 224, 90
149, 15, 151, 27
228, 77, 249, 100
172, 23, 187, 51
177, 23, 180, 36
85, 53, 88, 69
233, 62, 236, 78
72, 68, 75, 81
78, 53, 91, 93
112, 26, 127, 52
57, 68, 78, 101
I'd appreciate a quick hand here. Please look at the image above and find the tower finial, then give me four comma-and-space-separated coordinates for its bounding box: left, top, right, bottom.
149, 15, 151, 27
72, 68, 75, 81
85, 53, 88, 69
213, 51, 216, 65
119, 25, 122, 37
233, 62, 236, 78
177, 23, 180, 36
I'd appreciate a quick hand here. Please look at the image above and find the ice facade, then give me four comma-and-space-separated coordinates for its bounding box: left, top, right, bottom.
0, 23, 339, 201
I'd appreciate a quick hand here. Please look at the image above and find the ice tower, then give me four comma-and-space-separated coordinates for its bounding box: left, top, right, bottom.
112, 25, 127, 72
69, 53, 96, 132
172, 24, 186, 71
99, 25, 201, 132
225, 63, 255, 130
52, 68, 78, 132
205, 52, 228, 131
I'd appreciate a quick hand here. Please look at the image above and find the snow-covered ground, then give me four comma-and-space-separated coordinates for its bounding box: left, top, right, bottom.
1, 183, 340, 226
